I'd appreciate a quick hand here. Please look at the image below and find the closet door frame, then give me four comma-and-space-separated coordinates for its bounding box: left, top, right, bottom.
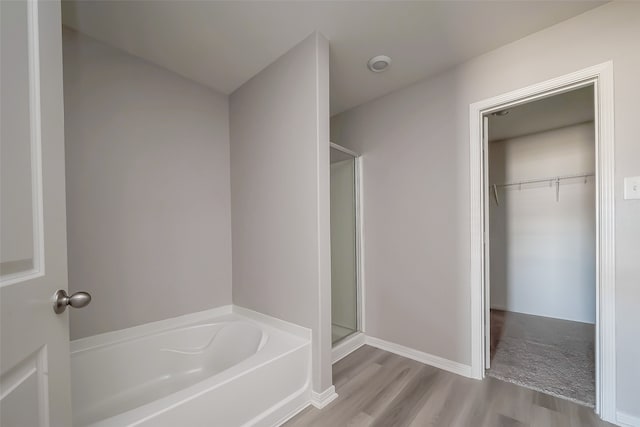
468, 62, 615, 423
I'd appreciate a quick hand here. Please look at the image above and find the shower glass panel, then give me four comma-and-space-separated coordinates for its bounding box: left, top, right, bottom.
330, 146, 358, 345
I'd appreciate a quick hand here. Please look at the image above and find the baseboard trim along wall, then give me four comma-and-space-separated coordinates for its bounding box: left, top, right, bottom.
329, 332, 473, 378
311, 386, 339, 409
332, 332, 366, 363
617, 411, 640, 427
364, 336, 473, 378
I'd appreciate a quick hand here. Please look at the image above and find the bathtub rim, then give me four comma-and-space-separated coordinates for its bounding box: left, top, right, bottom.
71, 304, 311, 354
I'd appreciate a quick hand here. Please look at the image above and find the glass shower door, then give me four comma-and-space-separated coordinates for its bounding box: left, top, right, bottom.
330, 146, 358, 345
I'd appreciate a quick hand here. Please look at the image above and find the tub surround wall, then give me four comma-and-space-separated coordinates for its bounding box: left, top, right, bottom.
63, 28, 232, 340
331, 2, 640, 419
229, 32, 332, 394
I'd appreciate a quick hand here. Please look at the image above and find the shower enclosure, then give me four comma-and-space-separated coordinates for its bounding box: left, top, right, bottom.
330, 143, 360, 345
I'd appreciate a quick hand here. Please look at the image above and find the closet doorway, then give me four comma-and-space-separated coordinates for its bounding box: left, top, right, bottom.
485, 86, 596, 406
470, 63, 616, 420
330, 142, 361, 345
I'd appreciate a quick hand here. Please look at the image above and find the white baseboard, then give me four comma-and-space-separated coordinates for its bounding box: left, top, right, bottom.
617, 411, 640, 427
311, 386, 338, 409
332, 332, 366, 363
365, 336, 472, 378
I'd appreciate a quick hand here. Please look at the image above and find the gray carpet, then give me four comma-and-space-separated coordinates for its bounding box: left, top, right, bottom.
487, 310, 595, 407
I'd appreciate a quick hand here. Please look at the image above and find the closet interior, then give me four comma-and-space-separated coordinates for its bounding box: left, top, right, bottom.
486, 86, 596, 407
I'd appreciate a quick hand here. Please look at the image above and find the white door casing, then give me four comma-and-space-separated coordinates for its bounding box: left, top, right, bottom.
482, 115, 490, 370
0, 1, 72, 426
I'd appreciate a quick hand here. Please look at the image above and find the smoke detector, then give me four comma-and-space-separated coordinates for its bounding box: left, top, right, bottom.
367, 55, 391, 73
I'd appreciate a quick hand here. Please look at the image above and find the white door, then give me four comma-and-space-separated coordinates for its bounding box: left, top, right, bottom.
483, 115, 491, 370
1, 1, 74, 426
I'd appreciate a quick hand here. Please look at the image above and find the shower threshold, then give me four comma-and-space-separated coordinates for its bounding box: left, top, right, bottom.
332, 323, 357, 346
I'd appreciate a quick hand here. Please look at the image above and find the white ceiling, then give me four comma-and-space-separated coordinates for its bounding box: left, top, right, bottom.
62, 1, 605, 115
488, 85, 594, 142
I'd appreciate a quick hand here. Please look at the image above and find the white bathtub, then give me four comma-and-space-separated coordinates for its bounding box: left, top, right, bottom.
70, 306, 311, 427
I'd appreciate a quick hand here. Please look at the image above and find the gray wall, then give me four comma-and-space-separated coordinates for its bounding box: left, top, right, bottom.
489, 123, 596, 323
331, 2, 640, 417
63, 29, 232, 340
230, 33, 332, 393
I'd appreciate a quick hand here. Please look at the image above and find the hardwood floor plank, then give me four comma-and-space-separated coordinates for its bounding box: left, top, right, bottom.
308, 356, 421, 427
369, 366, 441, 427
332, 346, 387, 388
346, 412, 374, 427
361, 364, 414, 417
494, 414, 529, 427
407, 373, 455, 427
488, 378, 536, 423
284, 346, 615, 427
286, 362, 383, 427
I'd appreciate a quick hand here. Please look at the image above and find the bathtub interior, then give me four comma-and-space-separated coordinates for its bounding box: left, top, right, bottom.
71, 317, 271, 426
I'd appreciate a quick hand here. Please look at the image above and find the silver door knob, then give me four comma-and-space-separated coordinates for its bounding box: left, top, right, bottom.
53, 290, 91, 314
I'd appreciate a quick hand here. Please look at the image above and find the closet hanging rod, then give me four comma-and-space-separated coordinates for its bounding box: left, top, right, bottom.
491, 172, 594, 189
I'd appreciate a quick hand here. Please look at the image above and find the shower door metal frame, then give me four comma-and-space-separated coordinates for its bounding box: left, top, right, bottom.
330, 142, 364, 336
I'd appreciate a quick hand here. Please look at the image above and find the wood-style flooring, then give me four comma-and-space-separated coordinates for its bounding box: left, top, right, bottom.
284, 345, 613, 427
